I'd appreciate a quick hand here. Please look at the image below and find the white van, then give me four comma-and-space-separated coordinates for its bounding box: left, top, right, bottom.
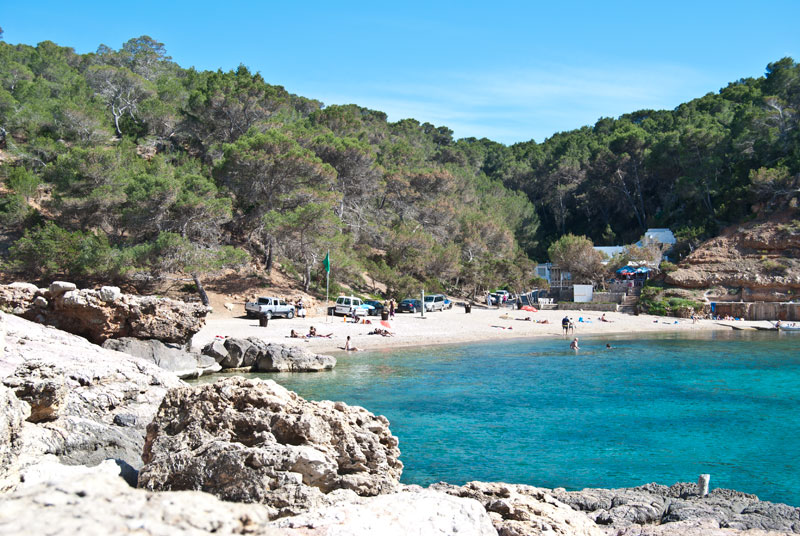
334, 296, 367, 316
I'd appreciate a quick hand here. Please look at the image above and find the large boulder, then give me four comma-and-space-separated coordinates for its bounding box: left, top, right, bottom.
0, 312, 183, 480
202, 337, 336, 372
102, 337, 221, 379
138, 377, 402, 519
0, 282, 209, 345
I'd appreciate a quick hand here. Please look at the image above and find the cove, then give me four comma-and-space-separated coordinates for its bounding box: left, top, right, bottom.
215, 330, 800, 506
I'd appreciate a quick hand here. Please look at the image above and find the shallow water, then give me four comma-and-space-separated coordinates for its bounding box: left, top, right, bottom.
203, 331, 800, 505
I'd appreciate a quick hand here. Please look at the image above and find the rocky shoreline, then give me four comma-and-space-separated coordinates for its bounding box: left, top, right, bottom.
1, 307, 799, 535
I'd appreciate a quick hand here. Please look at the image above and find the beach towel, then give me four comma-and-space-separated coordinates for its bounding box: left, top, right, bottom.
380, 320, 392, 329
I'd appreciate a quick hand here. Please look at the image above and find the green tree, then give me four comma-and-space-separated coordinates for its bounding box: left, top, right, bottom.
547, 234, 605, 284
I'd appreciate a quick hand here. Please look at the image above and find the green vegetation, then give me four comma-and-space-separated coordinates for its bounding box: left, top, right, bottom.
639, 282, 705, 317
1, 34, 799, 298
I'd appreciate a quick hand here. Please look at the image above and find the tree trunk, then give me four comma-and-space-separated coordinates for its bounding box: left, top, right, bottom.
303, 262, 311, 292
265, 238, 274, 271
192, 273, 210, 306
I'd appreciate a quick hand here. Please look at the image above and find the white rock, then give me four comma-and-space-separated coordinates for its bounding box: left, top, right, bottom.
48, 281, 76, 297
98, 286, 121, 303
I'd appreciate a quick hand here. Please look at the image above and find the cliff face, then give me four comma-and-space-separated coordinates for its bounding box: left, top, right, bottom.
666, 219, 800, 301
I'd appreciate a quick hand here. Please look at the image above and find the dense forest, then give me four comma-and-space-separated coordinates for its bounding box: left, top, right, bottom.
0, 33, 798, 299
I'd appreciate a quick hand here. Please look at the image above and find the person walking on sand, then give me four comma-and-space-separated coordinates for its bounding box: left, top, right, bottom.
389, 299, 395, 319
570, 338, 580, 351
562, 315, 570, 334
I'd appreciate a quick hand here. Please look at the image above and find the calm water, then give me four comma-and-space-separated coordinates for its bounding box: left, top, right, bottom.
204, 331, 800, 505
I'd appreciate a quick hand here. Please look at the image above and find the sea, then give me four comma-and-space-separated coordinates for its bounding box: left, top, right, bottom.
200, 331, 800, 506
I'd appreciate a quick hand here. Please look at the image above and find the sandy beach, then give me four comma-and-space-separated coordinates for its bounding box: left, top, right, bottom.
192, 303, 773, 355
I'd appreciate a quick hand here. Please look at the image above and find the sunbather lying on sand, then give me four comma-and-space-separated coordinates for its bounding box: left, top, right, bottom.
515, 316, 533, 321
368, 328, 394, 337
289, 329, 307, 339
307, 326, 333, 338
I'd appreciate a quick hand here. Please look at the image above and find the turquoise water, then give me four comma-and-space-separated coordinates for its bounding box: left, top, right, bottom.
214, 331, 800, 505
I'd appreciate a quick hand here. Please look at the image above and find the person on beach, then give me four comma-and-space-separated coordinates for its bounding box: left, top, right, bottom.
389, 299, 395, 319
570, 338, 580, 350
568, 319, 575, 334
289, 329, 306, 339
344, 336, 360, 351
562, 316, 570, 334
600, 314, 612, 323
308, 326, 332, 338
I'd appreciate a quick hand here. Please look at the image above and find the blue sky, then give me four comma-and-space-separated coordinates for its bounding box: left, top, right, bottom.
3, 1, 798, 144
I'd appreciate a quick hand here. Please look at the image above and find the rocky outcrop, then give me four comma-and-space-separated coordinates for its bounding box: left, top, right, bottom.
0, 281, 209, 345
138, 377, 402, 519
433, 481, 606, 536
102, 337, 221, 379
552, 481, 800, 534
271, 487, 497, 535
0, 461, 282, 536
202, 337, 336, 372
0, 461, 496, 536
0, 312, 183, 479
667, 220, 800, 299
0, 384, 28, 491
436, 480, 800, 535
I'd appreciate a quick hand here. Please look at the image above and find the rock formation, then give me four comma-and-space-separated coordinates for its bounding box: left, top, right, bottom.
202, 337, 336, 372
0, 281, 209, 344
666, 220, 800, 299
138, 377, 402, 518
0, 384, 28, 492
437, 481, 800, 535
102, 337, 221, 379
0, 311, 183, 478
0, 461, 497, 536
433, 481, 606, 536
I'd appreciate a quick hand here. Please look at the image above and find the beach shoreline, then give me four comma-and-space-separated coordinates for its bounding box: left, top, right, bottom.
192, 304, 773, 355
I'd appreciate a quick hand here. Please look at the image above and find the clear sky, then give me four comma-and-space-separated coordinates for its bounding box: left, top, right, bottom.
2, 1, 798, 144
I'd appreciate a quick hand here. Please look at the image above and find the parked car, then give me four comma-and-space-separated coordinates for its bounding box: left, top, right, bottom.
334, 296, 368, 316
244, 297, 295, 319
423, 294, 446, 311
397, 298, 423, 313
364, 300, 384, 316
443, 298, 453, 309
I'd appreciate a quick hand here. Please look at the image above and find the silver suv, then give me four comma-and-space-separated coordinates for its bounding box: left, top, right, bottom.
424, 294, 446, 312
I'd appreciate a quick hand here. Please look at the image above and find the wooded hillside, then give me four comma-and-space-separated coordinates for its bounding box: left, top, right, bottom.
1, 34, 798, 298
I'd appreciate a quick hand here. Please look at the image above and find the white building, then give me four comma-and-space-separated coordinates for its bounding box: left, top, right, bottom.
638, 228, 676, 246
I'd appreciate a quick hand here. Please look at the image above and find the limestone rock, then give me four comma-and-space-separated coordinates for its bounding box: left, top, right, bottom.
0, 282, 210, 345
666, 219, 800, 298
553, 482, 800, 534
138, 377, 402, 518
271, 488, 497, 536
203, 337, 336, 372
102, 337, 221, 379
0, 384, 29, 491
0, 462, 282, 536
48, 281, 77, 297
0, 312, 183, 478
434, 481, 605, 536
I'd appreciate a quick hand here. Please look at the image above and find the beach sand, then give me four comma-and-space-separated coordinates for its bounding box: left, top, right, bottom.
192, 303, 771, 355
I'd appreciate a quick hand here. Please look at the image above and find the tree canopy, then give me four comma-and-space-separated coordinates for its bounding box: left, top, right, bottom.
1, 35, 798, 297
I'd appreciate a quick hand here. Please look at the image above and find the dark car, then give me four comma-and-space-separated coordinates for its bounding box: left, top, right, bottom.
364, 300, 384, 316
397, 298, 422, 313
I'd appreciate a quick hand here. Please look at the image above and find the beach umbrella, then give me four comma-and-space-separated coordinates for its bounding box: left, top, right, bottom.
521, 305, 538, 312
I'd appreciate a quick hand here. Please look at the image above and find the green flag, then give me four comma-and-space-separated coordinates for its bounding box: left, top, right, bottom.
323, 252, 330, 274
